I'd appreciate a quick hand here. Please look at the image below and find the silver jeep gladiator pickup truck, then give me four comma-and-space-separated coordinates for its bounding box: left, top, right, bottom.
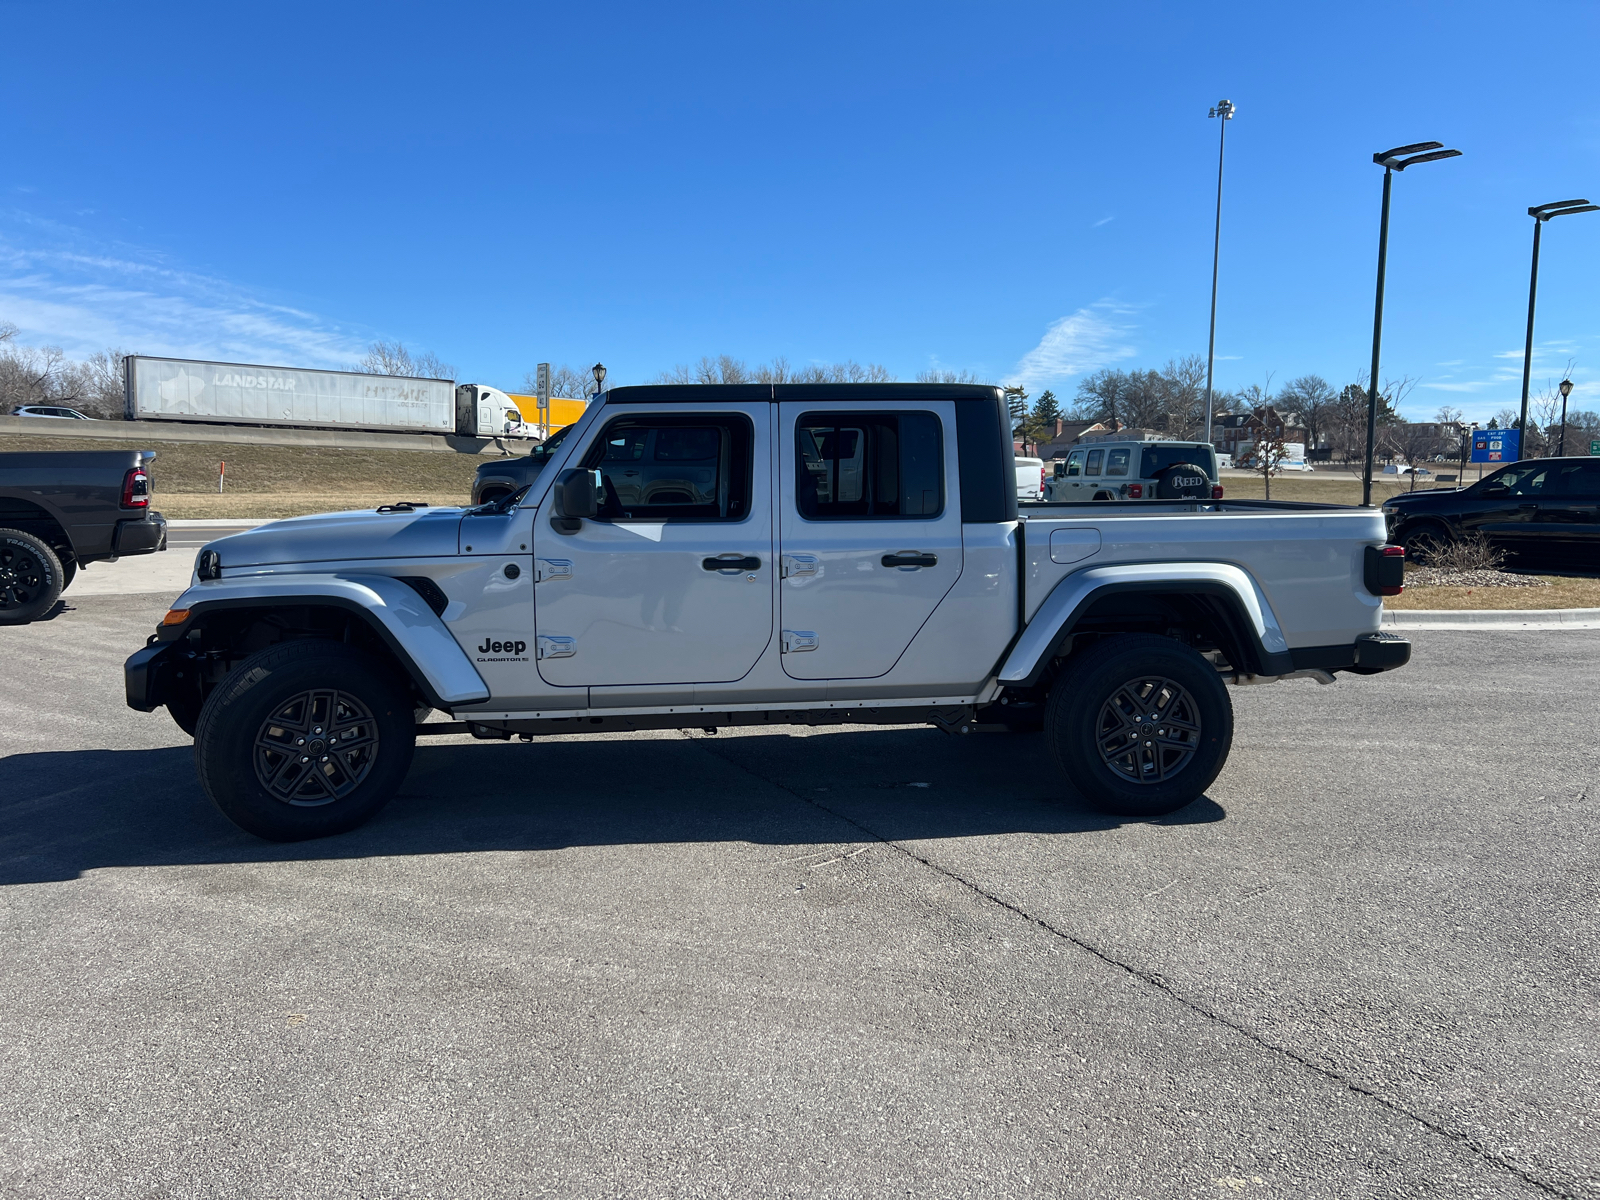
125, 383, 1409, 841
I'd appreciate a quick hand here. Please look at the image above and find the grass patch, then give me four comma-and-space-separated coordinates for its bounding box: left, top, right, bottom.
0, 434, 486, 497
1218, 474, 1449, 506
1386, 574, 1600, 610
153, 493, 472, 519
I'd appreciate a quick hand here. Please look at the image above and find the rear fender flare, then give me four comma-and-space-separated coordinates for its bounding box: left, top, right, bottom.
150, 573, 489, 709
997, 562, 1292, 687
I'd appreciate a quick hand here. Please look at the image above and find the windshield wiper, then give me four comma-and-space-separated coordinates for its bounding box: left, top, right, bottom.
467, 484, 532, 516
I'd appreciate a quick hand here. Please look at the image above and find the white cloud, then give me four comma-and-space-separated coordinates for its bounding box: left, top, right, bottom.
1092, 216, 1115, 228
1007, 300, 1137, 391
0, 211, 369, 367
1420, 380, 1495, 392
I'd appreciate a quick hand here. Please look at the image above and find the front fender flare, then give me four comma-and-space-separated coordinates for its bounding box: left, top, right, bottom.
997, 562, 1293, 687
137, 573, 489, 710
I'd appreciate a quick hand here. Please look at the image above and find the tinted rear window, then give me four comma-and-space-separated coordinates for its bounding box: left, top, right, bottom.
1142, 445, 1216, 479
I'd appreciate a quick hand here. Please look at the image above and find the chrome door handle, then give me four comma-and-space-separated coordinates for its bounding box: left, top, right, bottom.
881, 552, 937, 569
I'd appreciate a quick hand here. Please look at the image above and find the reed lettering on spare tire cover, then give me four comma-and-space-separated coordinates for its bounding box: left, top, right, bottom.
1155, 463, 1211, 499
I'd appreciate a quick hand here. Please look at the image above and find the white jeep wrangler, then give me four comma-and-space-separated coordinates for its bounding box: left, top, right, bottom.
126, 384, 1408, 840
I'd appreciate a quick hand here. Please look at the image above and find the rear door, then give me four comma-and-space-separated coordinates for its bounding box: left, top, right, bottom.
532, 404, 772, 686
1530, 460, 1600, 569
776, 401, 961, 680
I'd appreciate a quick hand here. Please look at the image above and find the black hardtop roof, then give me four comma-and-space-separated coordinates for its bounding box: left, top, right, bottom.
604, 382, 1005, 404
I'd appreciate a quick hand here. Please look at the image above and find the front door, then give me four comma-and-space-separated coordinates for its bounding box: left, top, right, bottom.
776, 401, 962, 680
532, 405, 773, 686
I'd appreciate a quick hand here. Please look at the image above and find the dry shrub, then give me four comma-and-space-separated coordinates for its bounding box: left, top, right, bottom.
1422, 532, 1506, 573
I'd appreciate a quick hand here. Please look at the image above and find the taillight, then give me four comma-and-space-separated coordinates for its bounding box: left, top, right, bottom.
121, 467, 149, 508
1127, 483, 1143, 499
1211, 485, 1225, 499
1364, 544, 1405, 596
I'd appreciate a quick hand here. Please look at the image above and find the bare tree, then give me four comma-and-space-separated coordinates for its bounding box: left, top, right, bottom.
655, 356, 894, 385
520, 364, 599, 399
1279, 374, 1336, 451
916, 367, 985, 384
1252, 424, 1289, 499
360, 339, 455, 380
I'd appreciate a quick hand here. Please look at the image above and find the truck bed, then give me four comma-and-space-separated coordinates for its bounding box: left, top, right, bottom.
1017, 498, 1386, 650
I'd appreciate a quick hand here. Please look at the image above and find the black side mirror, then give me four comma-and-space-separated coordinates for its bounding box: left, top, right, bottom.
552, 469, 598, 531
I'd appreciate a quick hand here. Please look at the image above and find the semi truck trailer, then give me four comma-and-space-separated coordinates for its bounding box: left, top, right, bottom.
123, 356, 586, 441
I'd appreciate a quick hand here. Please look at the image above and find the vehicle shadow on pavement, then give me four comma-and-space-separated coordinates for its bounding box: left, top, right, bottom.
0, 728, 1225, 885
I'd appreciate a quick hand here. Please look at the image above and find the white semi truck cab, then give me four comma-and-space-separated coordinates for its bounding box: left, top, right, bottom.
126, 383, 1410, 841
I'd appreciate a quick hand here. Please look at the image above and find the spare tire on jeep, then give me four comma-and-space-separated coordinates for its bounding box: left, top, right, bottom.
1154, 463, 1213, 500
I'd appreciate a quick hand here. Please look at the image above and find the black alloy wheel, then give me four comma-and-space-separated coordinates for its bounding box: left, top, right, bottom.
0, 528, 64, 625
194, 639, 416, 841
253, 688, 381, 806
1046, 633, 1233, 818
1092, 675, 1201, 784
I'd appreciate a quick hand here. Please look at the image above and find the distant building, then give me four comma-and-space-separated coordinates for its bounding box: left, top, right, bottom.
1213, 406, 1307, 454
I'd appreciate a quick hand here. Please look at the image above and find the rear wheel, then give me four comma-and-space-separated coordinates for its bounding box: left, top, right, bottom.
1045, 634, 1232, 818
0, 528, 64, 625
194, 640, 416, 841
1400, 520, 1451, 564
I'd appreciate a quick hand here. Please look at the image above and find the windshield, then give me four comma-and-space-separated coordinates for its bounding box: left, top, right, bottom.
527, 423, 574, 465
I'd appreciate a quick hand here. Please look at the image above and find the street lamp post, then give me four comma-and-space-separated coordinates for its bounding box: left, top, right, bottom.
590, 362, 607, 400
1203, 99, 1234, 451
1361, 141, 1462, 507
1558, 378, 1574, 456
1519, 201, 1599, 452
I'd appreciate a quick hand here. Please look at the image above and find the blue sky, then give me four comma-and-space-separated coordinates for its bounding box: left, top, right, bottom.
2, 0, 1598, 423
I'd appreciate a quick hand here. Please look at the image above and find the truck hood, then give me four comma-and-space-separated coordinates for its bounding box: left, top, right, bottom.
210, 506, 466, 567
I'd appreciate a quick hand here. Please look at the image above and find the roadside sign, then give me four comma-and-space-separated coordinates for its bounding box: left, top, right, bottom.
534, 362, 551, 437
1590, 439, 1600, 456
1471, 429, 1520, 463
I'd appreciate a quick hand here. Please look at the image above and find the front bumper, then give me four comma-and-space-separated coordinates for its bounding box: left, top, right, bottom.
124, 638, 176, 711
113, 511, 167, 556
1289, 632, 1412, 676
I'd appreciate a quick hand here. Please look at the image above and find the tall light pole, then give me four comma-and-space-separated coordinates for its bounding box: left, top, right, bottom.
1203, 99, 1234, 450
1518, 201, 1599, 451
1361, 141, 1462, 507
1558, 378, 1574, 456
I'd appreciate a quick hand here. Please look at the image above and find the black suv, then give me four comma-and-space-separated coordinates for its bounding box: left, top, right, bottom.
1383, 456, 1600, 567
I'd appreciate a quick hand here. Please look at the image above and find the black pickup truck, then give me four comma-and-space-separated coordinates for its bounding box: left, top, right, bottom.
0, 449, 168, 623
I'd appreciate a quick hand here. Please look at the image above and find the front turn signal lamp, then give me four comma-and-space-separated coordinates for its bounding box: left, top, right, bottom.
162, 608, 190, 626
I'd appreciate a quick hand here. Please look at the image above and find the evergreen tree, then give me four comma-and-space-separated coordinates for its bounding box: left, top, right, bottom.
1034, 389, 1061, 425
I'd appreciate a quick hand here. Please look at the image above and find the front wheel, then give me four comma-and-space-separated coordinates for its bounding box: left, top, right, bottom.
194, 640, 416, 841
1045, 634, 1233, 818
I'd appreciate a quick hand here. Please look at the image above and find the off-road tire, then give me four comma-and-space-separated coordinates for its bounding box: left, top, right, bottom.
1045, 633, 1233, 818
194, 640, 416, 841
58, 556, 77, 593
0, 528, 64, 625
1399, 520, 1451, 564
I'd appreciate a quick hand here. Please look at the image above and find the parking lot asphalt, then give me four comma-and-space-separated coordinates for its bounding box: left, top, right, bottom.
2, 586, 1596, 1198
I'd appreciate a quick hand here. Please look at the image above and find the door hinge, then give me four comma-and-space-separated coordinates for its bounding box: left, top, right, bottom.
535, 558, 573, 582
781, 629, 819, 653
536, 635, 576, 660
780, 554, 819, 579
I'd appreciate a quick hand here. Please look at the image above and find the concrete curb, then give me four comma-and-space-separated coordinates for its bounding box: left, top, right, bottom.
1383, 608, 1600, 631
